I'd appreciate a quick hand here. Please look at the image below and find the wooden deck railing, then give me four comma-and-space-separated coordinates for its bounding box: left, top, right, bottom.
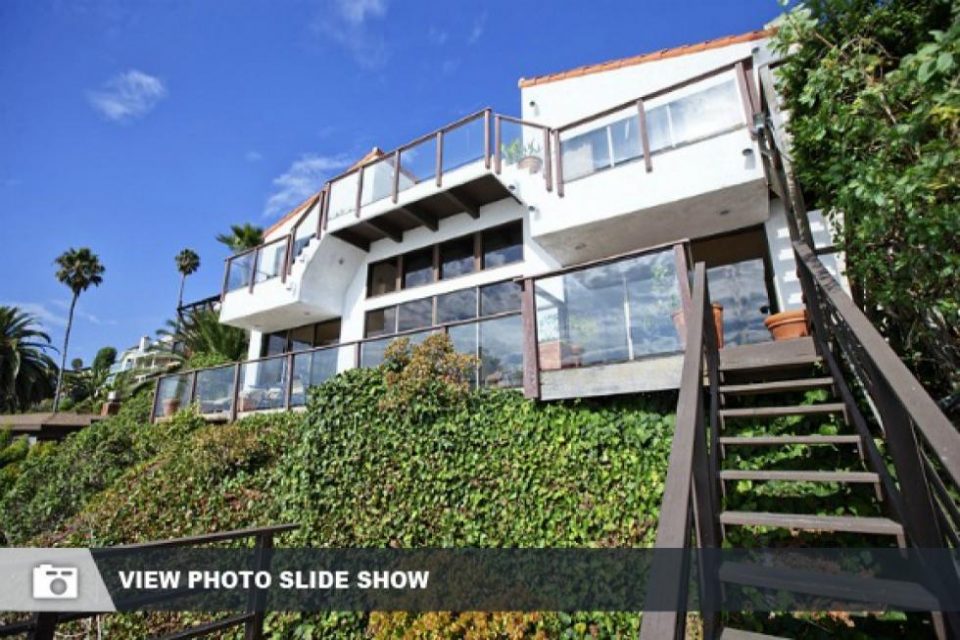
639, 262, 722, 640
0, 524, 297, 640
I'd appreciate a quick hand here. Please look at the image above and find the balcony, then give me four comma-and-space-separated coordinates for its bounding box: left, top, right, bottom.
323, 110, 553, 250
156, 242, 695, 421
526, 242, 691, 400
152, 309, 524, 422
531, 59, 768, 265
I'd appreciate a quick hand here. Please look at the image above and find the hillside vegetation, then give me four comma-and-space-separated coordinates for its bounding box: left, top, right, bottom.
0, 336, 676, 638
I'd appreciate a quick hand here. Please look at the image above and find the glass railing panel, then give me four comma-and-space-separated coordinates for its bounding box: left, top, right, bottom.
290, 346, 353, 407
237, 355, 288, 413
360, 155, 398, 207
194, 365, 235, 419
225, 252, 254, 292
478, 315, 523, 388
447, 323, 479, 387
153, 372, 195, 419
499, 120, 546, 175
535, 248, 683, 370
396, 136, 437, 196
328, 172, 360, 220
442, 116, 486, 175
560, 105, 640, 182
253, 239, 287, 284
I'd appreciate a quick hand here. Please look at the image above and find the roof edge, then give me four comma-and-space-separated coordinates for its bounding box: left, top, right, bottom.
518, 27, 776, 89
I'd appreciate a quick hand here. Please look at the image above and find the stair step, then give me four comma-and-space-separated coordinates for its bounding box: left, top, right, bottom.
719, 338, 820, 373
719, 403, 846, 420
719, 377, 834, 396
720, 469, 878, 484
719, 434, 861, 447
720, 630, 790, 640
719, 561, 939, 611
720, 511, 903, 537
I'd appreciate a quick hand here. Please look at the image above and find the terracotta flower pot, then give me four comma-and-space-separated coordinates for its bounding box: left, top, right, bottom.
517, 155, 543, 174
764, 309, 809, 341
671, 303, 724, 349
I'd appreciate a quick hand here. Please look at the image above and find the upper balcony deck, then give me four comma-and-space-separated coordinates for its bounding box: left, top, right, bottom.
217, 56, 767, 330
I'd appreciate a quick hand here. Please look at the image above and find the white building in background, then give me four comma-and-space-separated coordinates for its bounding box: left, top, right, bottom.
153, 27, 845, 421
111, 336, 177, 383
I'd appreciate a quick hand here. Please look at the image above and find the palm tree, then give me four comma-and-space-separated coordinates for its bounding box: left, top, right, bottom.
174, 248, 201, 330
158, 307, 248, 362
0, 306, 58, 412
216, 223, 263, 254
53, 248, 105, 412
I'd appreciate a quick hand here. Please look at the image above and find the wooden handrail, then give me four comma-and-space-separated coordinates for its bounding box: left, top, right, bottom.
640, 262, 721, 640
794, 242, 960, 488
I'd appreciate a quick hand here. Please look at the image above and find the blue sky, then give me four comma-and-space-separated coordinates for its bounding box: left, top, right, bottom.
0, 0, 784, 364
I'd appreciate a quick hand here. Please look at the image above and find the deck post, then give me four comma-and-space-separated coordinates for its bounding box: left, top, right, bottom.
636, 99, 653, 173
520, 277, 540, 399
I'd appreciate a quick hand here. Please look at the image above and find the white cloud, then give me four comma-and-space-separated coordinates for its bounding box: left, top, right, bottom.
48, 299, 113, 326
2, 300, 112, 330
245, 150, 263, 162
87, 70, 167, 122
468, 12, 487, 45
264, 153, 351, 219
335, 0, 387, 25
315, 0, 390, 69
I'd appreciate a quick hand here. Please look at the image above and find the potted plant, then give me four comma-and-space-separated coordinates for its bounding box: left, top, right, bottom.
764, 308, 810, 341
501, 139, 543, 174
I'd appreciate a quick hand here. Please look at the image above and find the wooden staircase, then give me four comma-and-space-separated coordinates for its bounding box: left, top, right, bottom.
638, 254, 960, 640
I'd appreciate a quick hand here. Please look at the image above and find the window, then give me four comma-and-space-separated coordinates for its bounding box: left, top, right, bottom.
403, 248, 434, 288
365, 307, 397, 338
437, 289, 477, 323
480, 281, 522, 315
289, 325, 315, 352
262, 333, 287, 357
366, 222, 524, 297
482, 223, 523, 269
440, 236, 475, 280
368, 260, 398, 296
315, 319, 341, 346
397, 298, 433, 332
260, 319, 343, 357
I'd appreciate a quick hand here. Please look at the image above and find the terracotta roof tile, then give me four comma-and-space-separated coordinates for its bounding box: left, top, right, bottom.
518, 28, 775, 88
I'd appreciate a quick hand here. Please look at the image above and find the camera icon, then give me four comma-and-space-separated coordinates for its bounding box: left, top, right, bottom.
32, 564, 79, 600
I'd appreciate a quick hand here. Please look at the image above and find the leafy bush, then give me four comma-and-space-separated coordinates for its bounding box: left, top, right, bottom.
774, 1, 960, 403
0, 391, 198, 544
380, 333, 477, 418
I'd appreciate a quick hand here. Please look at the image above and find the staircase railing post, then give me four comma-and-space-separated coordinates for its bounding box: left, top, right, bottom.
244, 532, 274, 640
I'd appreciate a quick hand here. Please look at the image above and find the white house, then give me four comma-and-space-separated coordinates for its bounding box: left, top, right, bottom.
153, 27, 843, 421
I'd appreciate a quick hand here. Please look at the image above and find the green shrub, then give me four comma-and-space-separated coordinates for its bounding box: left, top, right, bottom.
0, 397, 202, 544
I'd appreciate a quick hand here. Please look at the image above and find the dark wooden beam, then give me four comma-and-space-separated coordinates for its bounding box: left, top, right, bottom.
331, 229, 370, 251
397, 204, 438, 231
362, 218, 403, 243
443, 188, 479, 218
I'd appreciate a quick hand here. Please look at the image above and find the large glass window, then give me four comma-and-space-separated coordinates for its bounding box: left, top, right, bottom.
397, 298, 433, 332
366, 221, 523, 297
440, 236, 476, 280
365, 307, 397, 337
368, 260, 398, 296
437, 289, 477, 323
261, 319, 342, 356
480, 315, 523, 388
482, 223, 523, 269
480, 281, 522, 315
403, 248, 434, 288
262, 333, 287, 357
289, 325, 315, 352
